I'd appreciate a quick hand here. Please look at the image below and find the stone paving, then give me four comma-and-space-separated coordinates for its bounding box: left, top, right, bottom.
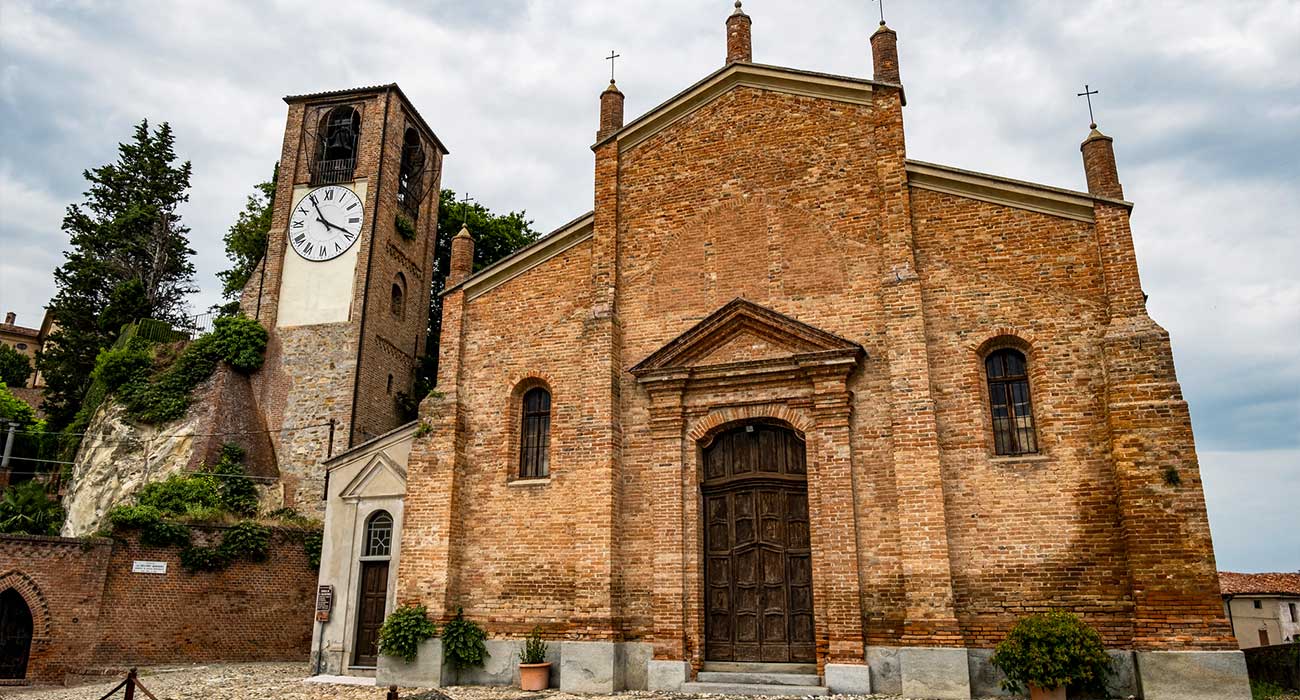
0, 663, 929, 700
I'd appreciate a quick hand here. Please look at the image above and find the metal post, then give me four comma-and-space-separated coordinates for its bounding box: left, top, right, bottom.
387, 685, 399, 700
1, 421, 17, 469
125, 669, 137, 700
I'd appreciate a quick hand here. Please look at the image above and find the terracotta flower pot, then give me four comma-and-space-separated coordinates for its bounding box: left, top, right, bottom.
519, 662, 551, 691
1029, 684, 1066, 700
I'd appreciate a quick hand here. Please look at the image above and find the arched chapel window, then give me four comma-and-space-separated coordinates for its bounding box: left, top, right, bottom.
519, 387, 551, 479
391, 273, 406, 319
397, 128, 425, 217
986, 348, 1038, 455
315, 106, 361, 184
364, 511, 393, 558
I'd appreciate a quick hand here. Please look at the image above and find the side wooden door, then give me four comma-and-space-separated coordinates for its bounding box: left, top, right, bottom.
353, 561, 389, 666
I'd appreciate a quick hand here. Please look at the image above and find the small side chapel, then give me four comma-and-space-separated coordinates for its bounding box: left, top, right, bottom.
312, 6, 1249, 699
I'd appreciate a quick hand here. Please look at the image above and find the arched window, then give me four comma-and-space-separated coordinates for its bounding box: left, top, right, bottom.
397, 128, 425, 217
364, 511, 393, 558
985, 348, 1037, 455
390, 272, 406, 319
315, 106, 361, 184
519, 387, 551, 479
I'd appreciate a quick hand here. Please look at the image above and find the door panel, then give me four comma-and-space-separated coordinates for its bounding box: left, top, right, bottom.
703, 424, 814, 663
353, 560, 390, 666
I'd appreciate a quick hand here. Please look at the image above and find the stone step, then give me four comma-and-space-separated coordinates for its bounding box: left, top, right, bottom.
680, 681, 830, 696
701, 662, 819, 675
696, 671, 824, 686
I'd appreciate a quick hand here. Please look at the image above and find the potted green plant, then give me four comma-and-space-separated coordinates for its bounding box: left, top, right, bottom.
518, 626, 550, 690
990, 611, 1112, 700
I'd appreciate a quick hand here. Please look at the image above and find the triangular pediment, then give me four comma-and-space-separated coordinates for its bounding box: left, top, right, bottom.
597, 63, 886, 154
630, 299, 863, 378
340, 452, 407, 500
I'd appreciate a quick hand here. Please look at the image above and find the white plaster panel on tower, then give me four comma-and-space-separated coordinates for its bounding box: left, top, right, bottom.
278, 181, 369, 328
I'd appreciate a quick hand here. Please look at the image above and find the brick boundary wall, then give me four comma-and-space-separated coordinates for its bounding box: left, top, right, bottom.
0, 528, 315, 685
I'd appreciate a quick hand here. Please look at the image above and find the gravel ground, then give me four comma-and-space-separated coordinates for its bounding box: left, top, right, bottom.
7, 663, 1288, 700
0, 663, 941, 700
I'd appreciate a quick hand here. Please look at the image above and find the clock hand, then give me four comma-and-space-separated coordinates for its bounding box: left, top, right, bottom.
316, 217, 349, 234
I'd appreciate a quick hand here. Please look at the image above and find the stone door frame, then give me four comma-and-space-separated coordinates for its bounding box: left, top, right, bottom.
631, 299, 868, 674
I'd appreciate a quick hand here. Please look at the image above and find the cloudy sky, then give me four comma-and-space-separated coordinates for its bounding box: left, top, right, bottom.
1, 1, 1296, 570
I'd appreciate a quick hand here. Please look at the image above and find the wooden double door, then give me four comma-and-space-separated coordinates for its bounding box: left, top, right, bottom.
703, 424, 815, 663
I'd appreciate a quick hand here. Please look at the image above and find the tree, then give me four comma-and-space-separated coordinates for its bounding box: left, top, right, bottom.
0, 345, 32, 387
37, 120, 196, 429
216, 164, 278, 312
401, 190, 539, 417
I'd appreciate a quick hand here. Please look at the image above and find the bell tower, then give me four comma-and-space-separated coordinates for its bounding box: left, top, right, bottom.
241, 84, 447, 510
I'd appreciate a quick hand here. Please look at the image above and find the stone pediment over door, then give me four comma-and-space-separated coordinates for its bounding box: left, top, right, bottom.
339, 453, 407, 501
630, 298, 864, 383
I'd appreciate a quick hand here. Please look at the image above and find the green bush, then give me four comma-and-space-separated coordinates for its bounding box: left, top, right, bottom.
210, 444, 258, 516
301, 530, 323, 569
0, 480, 64, 536
443, 607, 488, 670
519, 626, 548, 664
220, 520, 271, 562
137, 472, 222, 517
990, 611, 1112, 695
378, 604, 439, 663
395, 214, 417, 241
91, 340, 153, 391
212, 315, 268, 373
179, 544, 231, 572
1252, 680, 1287, 700
108, 503, 163, 530
140, 519, 192, 548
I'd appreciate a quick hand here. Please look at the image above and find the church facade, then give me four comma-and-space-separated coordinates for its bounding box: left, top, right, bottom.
313, 7, 1248, 699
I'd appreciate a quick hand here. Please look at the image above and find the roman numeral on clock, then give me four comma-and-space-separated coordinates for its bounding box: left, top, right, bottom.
292, 220, 304, 228
349, 217, 360, 223
324, 189, 334, 201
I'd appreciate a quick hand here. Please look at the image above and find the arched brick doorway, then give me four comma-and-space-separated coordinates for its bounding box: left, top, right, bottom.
0, 587, 33, 679
702, 422, 815, 663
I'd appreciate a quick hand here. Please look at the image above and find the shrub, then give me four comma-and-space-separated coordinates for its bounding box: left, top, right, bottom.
211, 315, 268, 373
0, 480, 64, 536
395, 214, 417, 241
990, 611, 1112, 695
140, 519, 192, 548
137, 472, 222, 517
108, 503, 163, 530
220, 520, 271, 562
210, 444, 258, 517
443, 607, 488, 670
301, 530, 323, 569
378, 604, 439, 663
519, 626, 547, 664
91, 340, 154, 391
179, 545, 231, 572
0, 344, 32, 387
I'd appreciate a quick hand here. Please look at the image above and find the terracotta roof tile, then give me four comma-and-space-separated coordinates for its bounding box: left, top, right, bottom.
1220, 572, 1300, 596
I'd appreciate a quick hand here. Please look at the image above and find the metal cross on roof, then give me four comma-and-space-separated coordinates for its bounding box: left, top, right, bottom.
459, 192, 474, 214
873, 0, 886, 25
1077, 84, 1100, 128
606, 50, 621, 83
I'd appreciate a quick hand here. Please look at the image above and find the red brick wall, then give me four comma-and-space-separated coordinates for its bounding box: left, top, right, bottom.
0, 528, 314, 684
398, 73, 1232, 663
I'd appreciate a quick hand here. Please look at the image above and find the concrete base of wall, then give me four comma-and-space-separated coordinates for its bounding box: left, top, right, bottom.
1136, 650, 1252, 700
376, 638, 442, 688
865, 646, 902, 695
899, 647, 972, 700
647, 659, 691, 691
824, 663, 872, 694
559, 641, 619, 693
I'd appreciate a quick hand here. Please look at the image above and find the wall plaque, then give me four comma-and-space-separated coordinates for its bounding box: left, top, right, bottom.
132, 560, 167, 575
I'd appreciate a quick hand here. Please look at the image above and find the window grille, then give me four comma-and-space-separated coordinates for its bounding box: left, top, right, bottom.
986, 348, 1038, 455
519, 387, 551, 479
364, 511, 392, 558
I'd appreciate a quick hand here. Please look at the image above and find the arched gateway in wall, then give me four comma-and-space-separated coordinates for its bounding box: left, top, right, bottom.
702, 423, 814, 664
0, 587, 34, 679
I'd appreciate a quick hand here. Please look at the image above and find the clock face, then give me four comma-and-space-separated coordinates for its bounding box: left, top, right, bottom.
288, 185, 364, 262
